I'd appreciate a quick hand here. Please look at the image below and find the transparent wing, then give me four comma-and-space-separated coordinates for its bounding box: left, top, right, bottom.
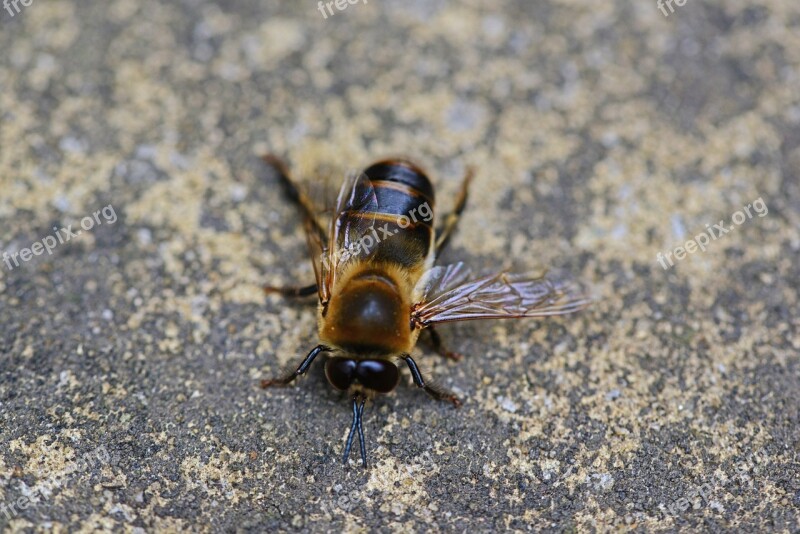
411, 262, 591, 326
304, 216, 330, 303
326, 171, 379, 291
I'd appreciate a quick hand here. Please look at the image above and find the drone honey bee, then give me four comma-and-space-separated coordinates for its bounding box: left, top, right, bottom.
260, 155, 590, 467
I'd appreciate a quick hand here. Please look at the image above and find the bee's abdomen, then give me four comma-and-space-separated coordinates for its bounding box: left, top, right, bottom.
360, 160, 435, 267
364, 160, 435, 214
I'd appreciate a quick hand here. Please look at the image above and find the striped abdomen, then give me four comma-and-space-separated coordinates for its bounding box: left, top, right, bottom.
350, 159, 435, 268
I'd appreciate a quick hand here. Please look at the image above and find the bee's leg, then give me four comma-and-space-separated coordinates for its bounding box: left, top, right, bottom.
261, 344, 330, 388
401, 355, 462, 407
425, 327, 464, 361
263, 283, 318, 298
260, 154, 327, 239
435, 166, 474, 258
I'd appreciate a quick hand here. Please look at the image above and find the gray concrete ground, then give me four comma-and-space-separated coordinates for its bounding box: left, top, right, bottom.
1, 0, 799, 532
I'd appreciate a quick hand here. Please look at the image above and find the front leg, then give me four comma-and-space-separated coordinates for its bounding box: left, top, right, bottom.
261, 344, 330, 387
401, 355, 462, 407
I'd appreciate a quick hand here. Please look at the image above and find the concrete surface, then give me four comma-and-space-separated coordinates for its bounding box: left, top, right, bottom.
1, 0, 799, 532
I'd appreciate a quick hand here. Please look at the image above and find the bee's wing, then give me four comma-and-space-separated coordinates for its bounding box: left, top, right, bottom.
411, 262, 591, 327
320, 171, 379, 296
304, 216, 330, 303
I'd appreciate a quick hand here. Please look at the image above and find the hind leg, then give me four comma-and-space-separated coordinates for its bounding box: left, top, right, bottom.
435, 167, 473, 257
261, 154, 327, 240
261, 154, 324, 297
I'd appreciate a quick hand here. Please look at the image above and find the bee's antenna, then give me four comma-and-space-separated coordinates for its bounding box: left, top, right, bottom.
356, 396, 367, 467
343, 394, 368, 468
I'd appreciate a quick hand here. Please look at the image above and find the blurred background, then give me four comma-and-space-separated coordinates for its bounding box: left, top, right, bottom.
1, 0, 798, 531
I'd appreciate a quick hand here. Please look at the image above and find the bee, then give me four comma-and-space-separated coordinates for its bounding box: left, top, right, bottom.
259, 155, 590, 468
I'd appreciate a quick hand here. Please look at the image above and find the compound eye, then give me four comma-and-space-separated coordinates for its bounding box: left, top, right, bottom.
355, 360, 399, 394
325, 357, 357, 391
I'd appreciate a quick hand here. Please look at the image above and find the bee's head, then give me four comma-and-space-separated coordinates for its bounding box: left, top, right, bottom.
324, 356, 400, 394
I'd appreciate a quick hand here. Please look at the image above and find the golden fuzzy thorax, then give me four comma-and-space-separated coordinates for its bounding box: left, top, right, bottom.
317, 260, 425, 357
